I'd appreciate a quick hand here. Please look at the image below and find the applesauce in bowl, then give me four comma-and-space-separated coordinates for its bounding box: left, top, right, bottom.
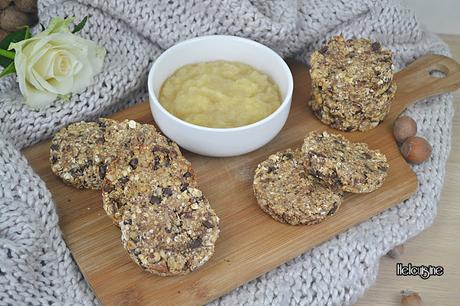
158, 61, 282, 128
148, 35, 293, 157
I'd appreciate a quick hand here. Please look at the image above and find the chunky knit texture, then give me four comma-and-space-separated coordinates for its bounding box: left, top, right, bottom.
0, 0, 454, 305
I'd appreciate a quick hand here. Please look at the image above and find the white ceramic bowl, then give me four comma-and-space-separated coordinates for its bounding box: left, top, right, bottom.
148, 35, 293, 157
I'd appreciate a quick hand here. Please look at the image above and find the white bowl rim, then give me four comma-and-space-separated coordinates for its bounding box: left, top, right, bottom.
147, 35, 294, 133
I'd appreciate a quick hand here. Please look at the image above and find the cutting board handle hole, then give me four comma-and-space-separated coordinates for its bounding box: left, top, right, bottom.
427, 62, 449, 79
429, 69, 447, 78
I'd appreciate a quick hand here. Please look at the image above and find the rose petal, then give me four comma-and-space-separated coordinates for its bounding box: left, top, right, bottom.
13, 49, 29, 98
71, 58, 93, 92
30, 67, 69, 95
24, 87, 58, 109
33, 48, 58, 79
48, 75, 74, 94
53, 50, 79, 78
26, 65, 46, 92
88, 45, 106, 74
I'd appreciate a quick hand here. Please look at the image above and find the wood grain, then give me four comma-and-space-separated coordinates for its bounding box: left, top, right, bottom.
22, 54, 460, 306
355, 34, 460, 306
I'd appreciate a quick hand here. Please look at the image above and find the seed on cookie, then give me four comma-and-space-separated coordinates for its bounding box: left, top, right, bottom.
120, 185, 219, 276
301, 131, 389, 193
253, 148, 343, 225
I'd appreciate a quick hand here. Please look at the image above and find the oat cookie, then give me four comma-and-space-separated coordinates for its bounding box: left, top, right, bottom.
253, 148, 343, 225
102, 142, 196, 224
311, 84, 396, 119
310, 36, 394, 99
310, 82, 396, 132
309, 36, 396, 132
302, 131, 389, 193
50, 118, 117, 189
120, 185, 219, 276
50, 118, 164, 189
102, 119, 173, 153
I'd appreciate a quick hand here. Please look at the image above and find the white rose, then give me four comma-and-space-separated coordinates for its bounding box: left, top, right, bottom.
8, 18, 106, 109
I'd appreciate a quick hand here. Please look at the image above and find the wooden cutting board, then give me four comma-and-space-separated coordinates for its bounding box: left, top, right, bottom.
22, 54, 460, 306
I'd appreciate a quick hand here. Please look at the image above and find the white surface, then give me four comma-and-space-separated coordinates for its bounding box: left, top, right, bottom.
404, 0, 460, 35
148, 35, 293, 157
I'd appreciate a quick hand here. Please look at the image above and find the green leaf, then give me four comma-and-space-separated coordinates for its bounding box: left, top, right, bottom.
0, 62, 16, 78
0, 49, 15, 59
0, 28, 29, 49
0, 28, 29, 68
24, 26, 32, 39
72, 16, 88, 33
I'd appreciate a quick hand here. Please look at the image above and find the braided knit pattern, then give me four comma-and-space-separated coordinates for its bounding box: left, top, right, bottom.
0, 0, 454, 305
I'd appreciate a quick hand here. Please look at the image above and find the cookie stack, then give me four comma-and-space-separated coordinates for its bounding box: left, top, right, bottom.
50, 118, 219, 276
309, 36, 396, 132
253, 131, 389, 225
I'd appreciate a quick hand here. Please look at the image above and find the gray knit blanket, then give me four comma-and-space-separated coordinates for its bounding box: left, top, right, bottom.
0, 0, 453, 305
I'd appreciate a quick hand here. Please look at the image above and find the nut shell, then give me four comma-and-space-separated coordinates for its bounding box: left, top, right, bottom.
400, 136, 432, 164
394, 116, 417, 143
0, 7, 30, 31
0, 29, 8, 41
401, 290, 423, 306
386, 244, 404, 259
14, 0, 37, 13
0, 0, 12, 10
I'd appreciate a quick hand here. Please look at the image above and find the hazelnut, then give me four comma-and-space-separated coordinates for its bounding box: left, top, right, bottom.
401, 290, 423, 306
394, 116, 417, 143
0, 0, 12, 10
0, 6, 30, 31
386, 244, 404, 259
400, 136, 432, 164
14, 0, 37, 13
